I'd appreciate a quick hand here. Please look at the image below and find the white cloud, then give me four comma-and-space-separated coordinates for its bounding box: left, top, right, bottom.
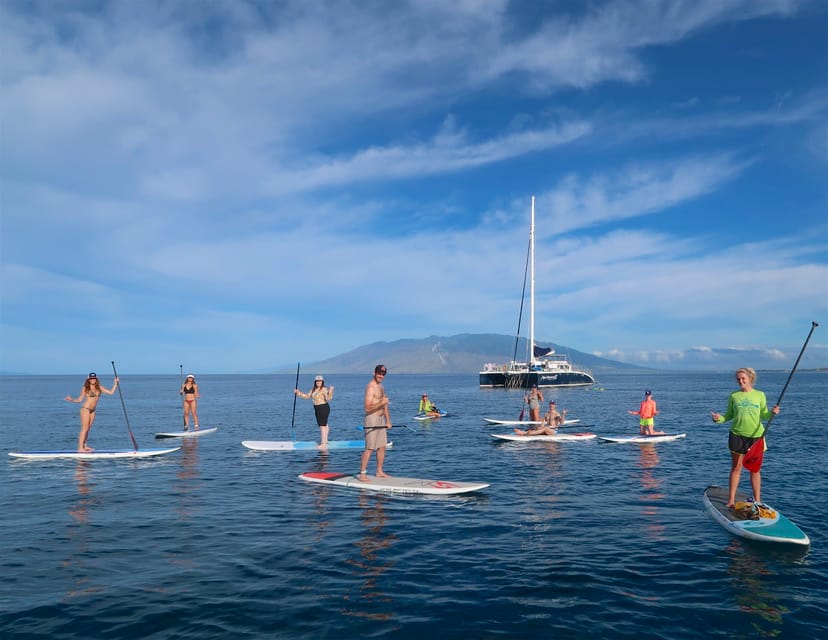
538, 153, 751, 234
1, 0, 825, 373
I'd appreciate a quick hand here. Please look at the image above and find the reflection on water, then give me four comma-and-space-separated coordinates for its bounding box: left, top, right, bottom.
69, 461, 93, 524
64, 461, 101, 600
539, 442, 564, 480
725, 540, 791, 637
342, 494, 398, 621
308, 454, 333, 541
635, 444, 665, 541
166, 438, 203, 574
175, 438, 200, 523
521, 443, 565, 552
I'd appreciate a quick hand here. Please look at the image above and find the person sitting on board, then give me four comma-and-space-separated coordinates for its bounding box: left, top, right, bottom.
512, 401, 560, 436
711, 367, 779, 509
628, 389, 663, 436
418, 393, 441, 418
359, 365, 392, 481
64, 372, 119, 452
526, 385, 544, 422
295, 375, 335, 446
514, 401, 567, 436
179, 374, 201, 431
544, 400, 567, 427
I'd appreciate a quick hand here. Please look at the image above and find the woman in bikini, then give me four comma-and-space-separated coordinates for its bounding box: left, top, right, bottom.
179, 374, 200, 430
296, 376, 335, 445
526, 385, 544, 423
65, 372, 118, 452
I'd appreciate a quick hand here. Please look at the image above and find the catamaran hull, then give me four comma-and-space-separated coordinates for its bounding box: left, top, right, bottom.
479, 370, 595, 388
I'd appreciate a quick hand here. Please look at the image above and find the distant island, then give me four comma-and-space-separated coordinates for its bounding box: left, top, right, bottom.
276, 333, 648, 375
266, 333, 828, 375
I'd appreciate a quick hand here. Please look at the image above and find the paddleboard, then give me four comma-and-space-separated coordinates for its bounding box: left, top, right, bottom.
242, 440, 394, 451
491, 433, 596, 442
298, 472, 489, 495
413, 411, 447, 421
702, 485, 810, 546
598, 433, 686, 443
483, 418, 580, 426
8, 447, 181, 460
155, 427, 218, 439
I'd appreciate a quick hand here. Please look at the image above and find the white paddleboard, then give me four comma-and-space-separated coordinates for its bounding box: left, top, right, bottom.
703, 485, 809, 546
242, 440, 394, 451
413, 411, 447, 421
483, 418, 579, 426
155, 427, 218, 439
8, 447, 181, 460
491, 433, 597, 442
598, 433, 686, 443
298, 472, 489, 495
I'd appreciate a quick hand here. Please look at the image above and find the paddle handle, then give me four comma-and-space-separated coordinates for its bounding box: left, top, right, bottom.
763, 321, 818, 435
111, 361, 138, 451
180, 364, 185, 427
290, 362, 300, 442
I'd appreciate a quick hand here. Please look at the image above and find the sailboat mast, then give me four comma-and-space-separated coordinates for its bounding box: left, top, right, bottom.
529, 196, 535, 364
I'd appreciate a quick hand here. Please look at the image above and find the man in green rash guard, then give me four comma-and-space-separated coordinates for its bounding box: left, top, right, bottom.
711, 367, 780, 508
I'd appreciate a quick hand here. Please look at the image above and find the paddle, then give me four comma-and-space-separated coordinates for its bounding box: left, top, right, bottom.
554, 421, 591, 429
743, 321, 819, 472
290, 362, 300, 442
357, 424, 410, 431
111, 361, 138, 451
179, 364, 186, 428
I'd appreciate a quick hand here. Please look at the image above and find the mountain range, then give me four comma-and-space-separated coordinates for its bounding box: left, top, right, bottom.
288, 333, 647, 375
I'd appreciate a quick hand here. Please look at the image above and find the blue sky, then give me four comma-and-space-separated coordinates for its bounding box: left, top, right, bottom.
1, 0, 827, 374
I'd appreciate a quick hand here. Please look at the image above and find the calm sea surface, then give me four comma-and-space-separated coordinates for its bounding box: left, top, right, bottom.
1, 371, 827, 639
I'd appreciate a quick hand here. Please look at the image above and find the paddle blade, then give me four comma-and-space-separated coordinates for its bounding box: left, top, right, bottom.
743, 437, 765, 472
518, 408, 525, 421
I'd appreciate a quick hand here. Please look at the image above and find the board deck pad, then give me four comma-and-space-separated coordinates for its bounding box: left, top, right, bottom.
8, 447, 181, 460
703, 485, 809, 546
491, 433, 596, 442
299, 472, 489, 495
155, 427, 218, 439
598, 433, 686, 443
242, 440, 393, 451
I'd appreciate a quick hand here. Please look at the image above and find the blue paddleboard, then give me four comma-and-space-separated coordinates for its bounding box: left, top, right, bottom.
703, 485, 809, 546
242, 440, 394, 451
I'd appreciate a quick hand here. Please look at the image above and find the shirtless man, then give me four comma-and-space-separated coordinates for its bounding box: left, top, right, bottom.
514, 400, 566, 436
359, 364, 392, 481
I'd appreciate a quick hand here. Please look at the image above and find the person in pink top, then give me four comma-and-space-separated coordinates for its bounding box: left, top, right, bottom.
628, 389, 663, 435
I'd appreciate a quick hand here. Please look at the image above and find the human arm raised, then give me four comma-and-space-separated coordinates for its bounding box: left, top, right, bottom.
100, 378, 119, 395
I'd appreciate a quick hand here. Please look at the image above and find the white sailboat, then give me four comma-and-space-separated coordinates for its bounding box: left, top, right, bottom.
479, 196, 595, 389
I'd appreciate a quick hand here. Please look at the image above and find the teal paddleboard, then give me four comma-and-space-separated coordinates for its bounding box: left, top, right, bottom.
703, 485, 809, 546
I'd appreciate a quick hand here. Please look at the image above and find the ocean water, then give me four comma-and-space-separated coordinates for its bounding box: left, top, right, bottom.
1, 371, 827, 639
